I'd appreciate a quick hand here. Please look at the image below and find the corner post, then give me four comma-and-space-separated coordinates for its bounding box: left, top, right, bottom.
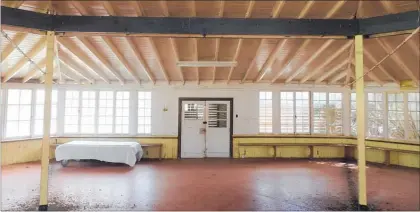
39, 31, 55, 211
355, 35, 368, 210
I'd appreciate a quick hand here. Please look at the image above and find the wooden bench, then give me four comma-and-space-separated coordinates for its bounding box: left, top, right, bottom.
237, 143, 419, 165
237, 143, 355, 160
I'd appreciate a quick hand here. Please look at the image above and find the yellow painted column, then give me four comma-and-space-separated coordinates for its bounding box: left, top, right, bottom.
39, 31, 55, 211
355, 35, 367, 210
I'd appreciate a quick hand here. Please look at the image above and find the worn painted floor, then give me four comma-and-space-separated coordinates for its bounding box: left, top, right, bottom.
1, 159, 419, 211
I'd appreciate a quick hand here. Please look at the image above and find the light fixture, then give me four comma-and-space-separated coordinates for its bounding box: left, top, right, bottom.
176, 61, 237, 68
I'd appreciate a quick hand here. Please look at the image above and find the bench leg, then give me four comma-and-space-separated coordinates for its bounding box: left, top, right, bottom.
385, 150, 391, 165
309, 146, 314, 160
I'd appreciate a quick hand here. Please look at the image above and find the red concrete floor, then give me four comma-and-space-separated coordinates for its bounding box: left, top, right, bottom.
1, 159, 419, 211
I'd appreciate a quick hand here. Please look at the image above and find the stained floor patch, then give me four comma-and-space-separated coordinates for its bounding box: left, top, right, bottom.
1, 159, 419, 211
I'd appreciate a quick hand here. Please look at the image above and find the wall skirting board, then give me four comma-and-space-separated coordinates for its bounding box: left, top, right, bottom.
1, 136, 419, 168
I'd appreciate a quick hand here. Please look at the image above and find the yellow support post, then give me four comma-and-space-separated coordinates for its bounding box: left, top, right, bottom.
355, 35, 368, 210
39, 31, 55, 211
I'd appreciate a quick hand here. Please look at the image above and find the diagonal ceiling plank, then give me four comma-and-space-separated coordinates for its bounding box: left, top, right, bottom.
350, 59, 384, 85
270, 39, 312, 84
298, 0, 315, 19
160, 0, 169, 17
57, 37, 111, 83
300, 40, 353, 84
22, 58, 46, 83
71, 1, 89, 15
329, 71, 348, 84
364, 47, 398, 83
77, 37, 125, 84
126, 37, 156, 83
169, 38, 184, 83
241, 39, 264, 83
254, 39, 288, 82
132, 1, 145, 16
147, 37, 170, 83
1, 32, 28, 63
58, 52, 94, 84
2, 37, 46, 83
315, 59, 349, 83
325, 0, 348, 18
375, 38, 419, 84
101, 37, 141, 84
285, 39, 335, 83
271, 1, 287, 18
102, 1, 116, 16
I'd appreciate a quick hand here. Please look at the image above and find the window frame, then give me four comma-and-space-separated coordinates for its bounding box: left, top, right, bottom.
279, 91, 310, 134
259, 91, 273, 134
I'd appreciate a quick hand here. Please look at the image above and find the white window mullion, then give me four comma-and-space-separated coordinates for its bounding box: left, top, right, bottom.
94, 91, 99, 134
383, 92, 388, 139
129, 91, 137, 136
1, 89, 8, 140
30, 89, 36, 137
112, 91, 116, 134
56, 88, 65, 136
78, 90, 82, 134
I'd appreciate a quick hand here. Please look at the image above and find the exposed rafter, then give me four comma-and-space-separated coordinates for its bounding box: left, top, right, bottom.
270, 39, 312, 84
170, 38, 184, 83
298, 0, 315, 18
58, 51, 95, 84
212, 38, 220, 84
70, 1, 89, 15
350, 60, 384, 85
1, 33, 28, 63
2, 37, 46, 83
132, 1, 145, 16
77, 37, 125, 84
148, 37, 170, 83
271, 1, 286, 18
226, 39, 243, 84
22, 58, 46, 83
285, 39, 335, 83
329, 71, 348, 84
325, 0, 347, 18
254, 39, 288, 82
241, 39, 264, 83
375, 38, 419, 84
126, 37, 156, 83
160, 0, 169, 17
300, 40, 353, 84
315, 59, 349, 83
101, 37, 141, 84
364, 47, 398, 83
57, 37, 110, 83
102, 1, 116, 16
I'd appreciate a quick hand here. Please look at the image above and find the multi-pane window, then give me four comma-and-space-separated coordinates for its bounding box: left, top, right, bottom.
313, 92, 327, 134
81, 91, 96, 134
64, 91, 80, 133
350, 93, 357, 136
115, 91, 130, 134
407, 92, 420, 140
33, 90, 58, 136
280, 92, 310, 134
388, 93, 405, 139
98, 91, 114, 134
280, 92, 294, 133
328, 93, 343, 134
259, 92, 272, 133
367, 93, 384, 138
5, 89, 32, 137
138, 91, 151, 134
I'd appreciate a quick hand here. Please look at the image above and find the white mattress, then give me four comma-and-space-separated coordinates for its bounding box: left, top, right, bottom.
55, 140, 143, 167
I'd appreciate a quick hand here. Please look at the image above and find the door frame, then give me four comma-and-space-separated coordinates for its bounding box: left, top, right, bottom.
178, 97, 234, 158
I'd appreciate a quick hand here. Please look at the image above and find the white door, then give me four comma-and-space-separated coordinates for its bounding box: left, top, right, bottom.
181, 101, 206, 158
205, 101, 230, 157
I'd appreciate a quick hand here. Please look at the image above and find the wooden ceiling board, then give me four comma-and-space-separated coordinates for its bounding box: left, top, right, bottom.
197, 38, 216, 60
311, 51, 349, 82
251, 1, 277, 18
195, 1, 220, 17
215, 67, 229, 80
356, 1, 388, 18
167, 1, 194, 17
135, 1, 166, 17
223, 1, 249, 18
130, 37, 166, 80
176, 38, 194, 61
254, 39, 278, 71
277, 1, 307, 18
303, 1, 337, 19
230, 38, 262, 81
182, 67, 196, 81
153, 37, 182, 81
199, 67, 213, 80
111, 37, 151, 81
218, 39, 240, 61
58, 44, 101, 80
75, 36, 127, 80
111, 1, 138, 17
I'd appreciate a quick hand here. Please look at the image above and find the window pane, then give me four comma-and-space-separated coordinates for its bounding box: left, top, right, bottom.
98, 91, 113, 134
259, 91, 272, 133
407, 92, 420, 140
64, 91, 80, 133
367, 93, 384, 138
388, 93, 404, 139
